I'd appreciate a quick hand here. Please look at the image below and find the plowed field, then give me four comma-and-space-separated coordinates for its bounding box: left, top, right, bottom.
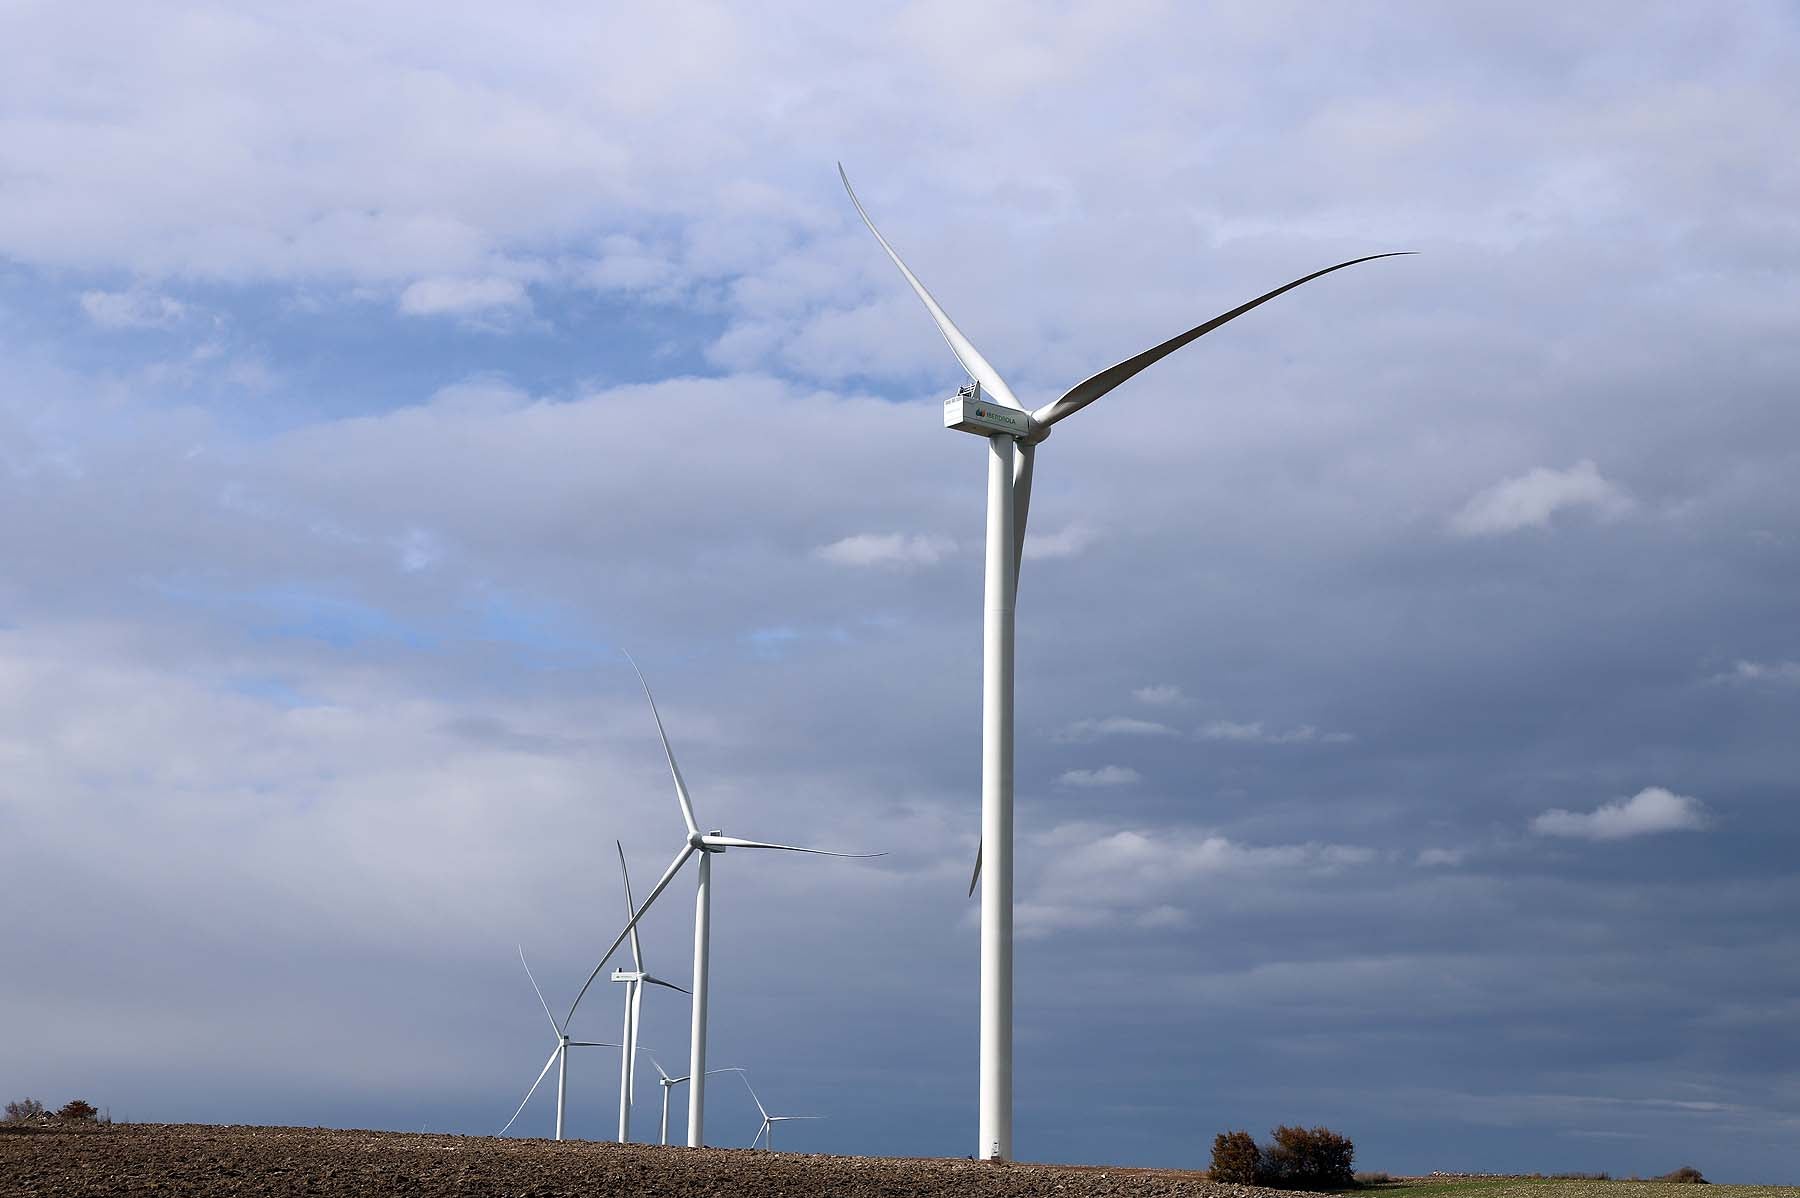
0, 1122, 1290, 1197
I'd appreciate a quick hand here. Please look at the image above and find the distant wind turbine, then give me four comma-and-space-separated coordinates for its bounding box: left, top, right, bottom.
499, 946, 620, 1140
728, 1068, 823, 1151
611, 840, 688, 1143
840, 162, 1409, 1160
562, 652, 882, 1147
643, 1056, 741, 1147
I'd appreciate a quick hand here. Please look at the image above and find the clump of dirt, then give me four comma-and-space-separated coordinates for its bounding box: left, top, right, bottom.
0, 1121, 1313, 1197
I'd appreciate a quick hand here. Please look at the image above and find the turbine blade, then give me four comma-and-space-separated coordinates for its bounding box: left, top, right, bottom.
735, 1069, 769, 1121
1030, 252, 1415, 428
623, 651, 700, 837
838, 163, 1024, 412
629, 984, 644, 1103
643, 974, 690, 995
645, 1053, 672, 1082
499, 1046, 561, 1136
567, 1040, 623, 1048
518, 946, 562, 1038
968, 841, 981, 897
701, 834, 882, 857
616, 840, 644, 973
564, 843, 696, 1026
771, 1116, 824, 1122
1011, 443, 1035, 587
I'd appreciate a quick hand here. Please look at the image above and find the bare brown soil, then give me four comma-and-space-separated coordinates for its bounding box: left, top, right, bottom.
0, 1121, 1302, 1197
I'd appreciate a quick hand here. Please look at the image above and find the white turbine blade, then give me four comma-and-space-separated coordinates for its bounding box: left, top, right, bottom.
517, 946, 562, 1038
753, 1120, 769, 1150
839, 163, 1024, 412
646, 1053, 673, 1082
499, 1046, 561, 1136
967, 841, 981, 898
1011, 442, 1035, 586
1030, 252, 1415, 429
623, 651, 700, 837
643, 973, 690, 995
567, 1040, 622, 1047
564, 843, 696, 1026
771, 1116, 824, 1122
616, 839, 644, 972
629, 984, 644, 1103
701, 834, 883, 857
733, 1069, 770, 1121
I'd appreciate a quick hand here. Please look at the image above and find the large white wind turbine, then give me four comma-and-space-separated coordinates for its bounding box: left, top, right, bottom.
840, 164, 1408, 1160
611, 839, 688, 1143
499, 947, 621, 1140
562, 653, 881, 1148
728, 1067, 823, 1151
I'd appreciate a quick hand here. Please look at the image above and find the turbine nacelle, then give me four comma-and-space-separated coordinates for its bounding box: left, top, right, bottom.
944, 382, 1039, 441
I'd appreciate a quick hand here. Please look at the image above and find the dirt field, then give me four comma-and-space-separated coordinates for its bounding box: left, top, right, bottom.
0, 1121, 1294, 1197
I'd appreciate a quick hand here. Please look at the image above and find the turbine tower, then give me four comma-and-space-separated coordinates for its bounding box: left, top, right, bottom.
563, 653, 881, 1147
840, 164, 1407, 1160
611, 840, 688, 1144
499, 946, 620, 1140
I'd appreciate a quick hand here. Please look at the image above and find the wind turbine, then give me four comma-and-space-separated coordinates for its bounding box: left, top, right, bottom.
499, 946, 621, 1140
611, 839, 688, 1143
839, 164, 1409, 1160
562, 653, 881, 1148
643, 1056, 741, 1147
726, 1068, 823, 1151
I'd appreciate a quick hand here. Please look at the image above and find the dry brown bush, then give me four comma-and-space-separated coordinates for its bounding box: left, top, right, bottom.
1210, 1130, 1261, 1184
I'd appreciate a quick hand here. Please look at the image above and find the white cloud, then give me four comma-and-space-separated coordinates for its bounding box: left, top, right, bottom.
1132, 683, 1186, 706
1531, 787, 1708, 841
1057, 765, 1141, 788
813, 532, 956, 569
1417, 847, 1467, 867
1055, 716, 1178, 742
80, 289, 186, 329
1198, 720, 1353, 745
1017, 823, 1378, 935
1022, 523, 1097, 561
397, 276, 528, 318
1451, 459, 1632, 537
1718, 659, 1800, 684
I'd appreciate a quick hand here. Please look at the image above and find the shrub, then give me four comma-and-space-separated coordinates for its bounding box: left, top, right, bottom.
1262, 1125, 1356, 1191
1660, 1167, 1708, 1184
4, 1099, 45, 1123
1212, 1130, 1263, 1184
56, 1100, 98, 1122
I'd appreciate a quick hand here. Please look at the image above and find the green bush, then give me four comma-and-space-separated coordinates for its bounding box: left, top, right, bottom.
1211, 1130, 1262, 1184
1660, 1167, 1708, 1184
1262, 1124, 1356, 1191
56, 1100, 97, 1122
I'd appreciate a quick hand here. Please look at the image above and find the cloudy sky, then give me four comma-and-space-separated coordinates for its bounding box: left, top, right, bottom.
2, 0, 1797, 1180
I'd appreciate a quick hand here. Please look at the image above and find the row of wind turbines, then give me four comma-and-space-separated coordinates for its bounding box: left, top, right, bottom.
500, 657, 875, 1148
497, 165, 1403, 1159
